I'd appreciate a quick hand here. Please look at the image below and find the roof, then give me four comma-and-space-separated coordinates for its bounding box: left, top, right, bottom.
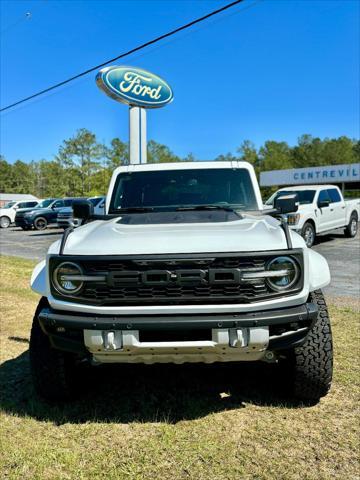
277, 185, 340, 192
112, 161, 254, 177
0, 193, 39, 201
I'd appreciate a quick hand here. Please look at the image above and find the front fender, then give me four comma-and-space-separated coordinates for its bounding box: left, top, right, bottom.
297, 213, 316, 232
31, 260, 47, 296
307, 249, 330, 291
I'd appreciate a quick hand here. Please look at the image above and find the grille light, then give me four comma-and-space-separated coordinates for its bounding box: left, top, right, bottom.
265, 256, 299, 291
53, 262, 84, 295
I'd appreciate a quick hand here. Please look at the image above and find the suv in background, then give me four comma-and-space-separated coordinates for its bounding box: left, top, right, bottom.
0, 200, 39, 228
57, 196, 106, 229
15, 198, 58, 230
16, 198, 85, 231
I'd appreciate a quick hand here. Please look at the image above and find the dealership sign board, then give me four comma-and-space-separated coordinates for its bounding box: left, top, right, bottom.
96, 66, 173, 108
260, 163, 360, 187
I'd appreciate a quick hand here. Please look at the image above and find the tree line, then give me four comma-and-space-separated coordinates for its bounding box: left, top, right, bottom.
0, 129, 358, 199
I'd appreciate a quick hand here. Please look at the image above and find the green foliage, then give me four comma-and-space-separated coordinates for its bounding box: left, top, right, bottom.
55, 128, 106, 196
147, 140, 181, 163
0, 132, 358, 198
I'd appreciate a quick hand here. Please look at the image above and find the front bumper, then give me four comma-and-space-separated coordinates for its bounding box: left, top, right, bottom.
38, 303, 317, 363
57, 218, 80, 228
15, 216, 33, 227
57, 219, 72, 228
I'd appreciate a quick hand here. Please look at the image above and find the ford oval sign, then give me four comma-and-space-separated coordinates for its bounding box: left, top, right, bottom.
96, 66, 173, 109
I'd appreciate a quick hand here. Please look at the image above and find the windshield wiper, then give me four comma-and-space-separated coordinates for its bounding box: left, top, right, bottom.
176, 205, 239, 213
116, 207, 154, 213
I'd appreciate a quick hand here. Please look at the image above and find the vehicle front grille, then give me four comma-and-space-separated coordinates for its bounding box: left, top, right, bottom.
50, 252, 304, 306
15, 213, 28, 225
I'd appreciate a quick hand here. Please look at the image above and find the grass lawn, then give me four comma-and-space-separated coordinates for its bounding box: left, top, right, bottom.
0, 255, 359, 480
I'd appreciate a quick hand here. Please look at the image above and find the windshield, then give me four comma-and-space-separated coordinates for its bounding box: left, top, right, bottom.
2, 201, 16, 209
266, 190, 316, 206
109, 168, 258, 213
36, 199, 55, 209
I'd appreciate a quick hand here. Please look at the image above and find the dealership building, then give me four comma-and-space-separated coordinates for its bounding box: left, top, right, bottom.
260, 163, 360, 193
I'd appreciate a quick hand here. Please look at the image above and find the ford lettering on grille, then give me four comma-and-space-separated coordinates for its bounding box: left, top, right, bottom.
107, 269, 242, 287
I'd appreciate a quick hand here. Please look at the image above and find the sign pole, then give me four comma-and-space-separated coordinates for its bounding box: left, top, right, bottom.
129, 106, 147, 164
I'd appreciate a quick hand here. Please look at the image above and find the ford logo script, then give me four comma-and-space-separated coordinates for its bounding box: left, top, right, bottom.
96, 65, 173, 109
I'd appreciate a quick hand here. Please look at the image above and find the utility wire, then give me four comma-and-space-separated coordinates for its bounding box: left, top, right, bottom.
0, 0, 245, 113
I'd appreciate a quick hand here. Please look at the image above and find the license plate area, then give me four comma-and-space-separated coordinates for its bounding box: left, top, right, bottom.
139, 329, 212, 343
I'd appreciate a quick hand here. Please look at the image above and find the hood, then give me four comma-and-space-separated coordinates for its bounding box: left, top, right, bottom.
27, 207, 52, 215
291, 204, 315, 215
16, 207, 39, 214
58, 207, 72, 214
60, 212, 302, 256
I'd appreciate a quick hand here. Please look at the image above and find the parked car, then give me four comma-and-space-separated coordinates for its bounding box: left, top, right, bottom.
15, 198, 58, 230
30, 161, 333, 403
265, 185, 360, 247
0, 199, 39, 228
57, 196, 106, 229
16, 198, 86, 231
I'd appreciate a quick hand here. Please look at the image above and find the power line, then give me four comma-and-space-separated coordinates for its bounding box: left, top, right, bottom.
0, 0, 245, 113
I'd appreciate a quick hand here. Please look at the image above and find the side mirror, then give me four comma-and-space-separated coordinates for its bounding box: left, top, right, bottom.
318, 200, 330, 208
274, 194, 299, 214
73, 200, 94, 223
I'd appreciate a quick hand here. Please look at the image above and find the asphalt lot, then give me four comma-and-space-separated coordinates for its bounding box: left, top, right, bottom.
0, 225, 359, 298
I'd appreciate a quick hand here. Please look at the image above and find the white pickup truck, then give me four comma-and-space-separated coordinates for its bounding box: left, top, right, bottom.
30, 161, 333, 403
265, 185, 359, 247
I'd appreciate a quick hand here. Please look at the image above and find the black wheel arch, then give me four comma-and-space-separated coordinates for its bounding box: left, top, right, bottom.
349, 210, 358, 221
303, 218, 316, 233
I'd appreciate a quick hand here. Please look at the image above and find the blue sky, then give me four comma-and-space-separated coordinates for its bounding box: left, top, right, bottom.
1, 0, 359, 164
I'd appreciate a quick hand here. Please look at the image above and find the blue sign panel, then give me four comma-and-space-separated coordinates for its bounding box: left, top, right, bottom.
96, 66, 173, 109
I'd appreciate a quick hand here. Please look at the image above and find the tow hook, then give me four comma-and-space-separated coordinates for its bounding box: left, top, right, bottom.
228, 328, 247, 348
263, 350, 277, 363
102, 331, 122, 350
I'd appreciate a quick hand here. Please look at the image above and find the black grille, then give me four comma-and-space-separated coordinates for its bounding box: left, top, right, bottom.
58, 212, 72, 219
50, 252, 303, 306
82, 283, 268, 305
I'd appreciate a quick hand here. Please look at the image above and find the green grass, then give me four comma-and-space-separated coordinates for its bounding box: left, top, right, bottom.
0, 255, 359, 480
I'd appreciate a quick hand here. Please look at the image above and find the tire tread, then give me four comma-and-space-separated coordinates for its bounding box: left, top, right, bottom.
30, 298, 78, 401
293, 289, 333, 400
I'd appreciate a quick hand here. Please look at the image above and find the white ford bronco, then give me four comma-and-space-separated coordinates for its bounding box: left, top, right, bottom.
30, 161, 333, 402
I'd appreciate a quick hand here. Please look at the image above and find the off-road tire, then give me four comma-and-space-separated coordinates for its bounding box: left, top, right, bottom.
34, 216, 48, 230
301, 221, 316, 248
0, 216, 11, 228
30, 298, 80, 401
290, 289, 333, 402
344, 212, 358, 238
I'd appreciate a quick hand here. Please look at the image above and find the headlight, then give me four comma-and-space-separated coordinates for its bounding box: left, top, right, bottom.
287, 213, 300, 226
266, 256, 299, 291
53, 262, 83, 295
